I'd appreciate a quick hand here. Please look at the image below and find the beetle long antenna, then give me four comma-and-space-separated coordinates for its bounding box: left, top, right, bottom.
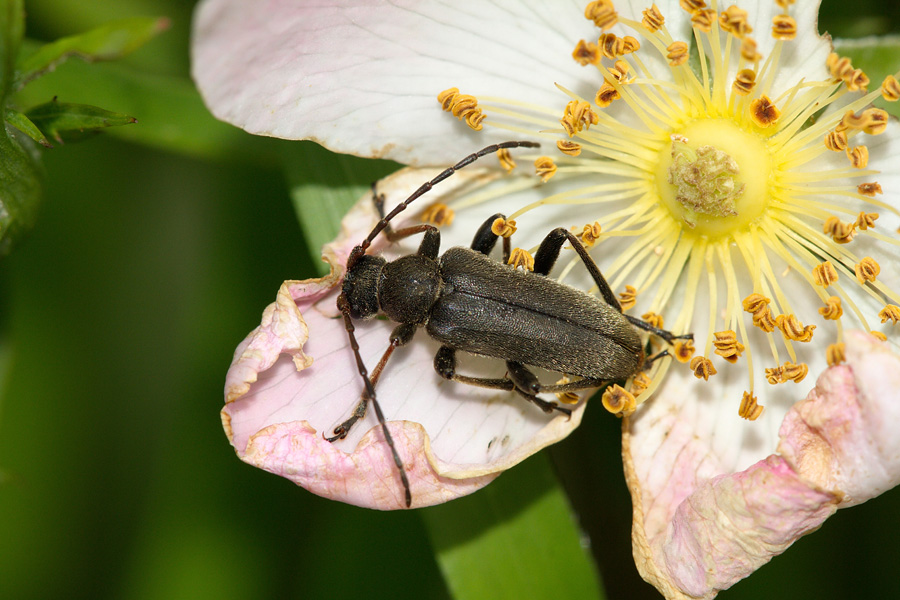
337, 294, 412, 507
356, 141, 540, 258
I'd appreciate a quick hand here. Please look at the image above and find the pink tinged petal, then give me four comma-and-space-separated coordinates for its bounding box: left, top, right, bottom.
223, 168, 590, 509
626, 331, 900, 598
191, 0, 598, 166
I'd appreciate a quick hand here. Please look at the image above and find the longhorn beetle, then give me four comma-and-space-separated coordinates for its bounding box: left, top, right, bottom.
330, 141, 693, 507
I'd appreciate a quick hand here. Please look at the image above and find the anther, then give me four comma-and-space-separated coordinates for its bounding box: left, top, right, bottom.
765, 361, 808, 384
738, 391, 764, 421
491, 217, 517, 238
713, 330, 744, 363
750, 95, 780, 127
680, 0, 706, 12
775, 314, 815, 342
719, 5, 752, 37
641, 311, 664, 329
740, 37, 761, 62
732, 69, 756, 96
595, 82, 621, 107
855, 212, 878, 230
674, 339, 695, 363
691, 8, 716, 32
630, 372, 652, 396
742, 292, 770, 314
618, 285, 638, 310
775, 0, 796, 7
771, 14, 797, 40
827, 53, 853, 81
859, 108, 889, 135
846, 145, 869, 169
882, 75, 900, 102
845, 68, 869, 92
598, 33, 640, 59
813, 261, 839, 287
580, 221, 603, 247
858, 182, 882, 197
556, 140, 582, 156
421, 203, 455, 227
871, 331, 888, 342
497, 148, 517, 172
561, 100, 599, 136
823, 216, 855, 244
437, 88, 485, 131
602, 384, 636, 417
818, 296, 843, 320
642, 4, 665, 31
572, 39, 601, 66
855, 257, 880, 284
508, 248, 535, 271
690, 355, 716, 380
879, 304, 900, 324
584, 0, 618, 30
826, 342, 845, 366
608, 60, 632, 83
553, 376, 581, 404
666, 41, 689, 67
824, 129, 848, 151
534, 156, 558, 182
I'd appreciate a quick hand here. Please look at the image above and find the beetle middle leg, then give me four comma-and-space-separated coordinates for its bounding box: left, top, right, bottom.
434, 346, 575, 416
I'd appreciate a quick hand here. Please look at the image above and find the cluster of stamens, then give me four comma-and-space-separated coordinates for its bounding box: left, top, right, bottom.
431, 0, 900, 422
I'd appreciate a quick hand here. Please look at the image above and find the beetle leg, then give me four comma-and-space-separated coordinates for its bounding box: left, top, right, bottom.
625, 315, 694, 344
506, 361, 573, 415
532, 228, 623, 311
434, 345, 514, 390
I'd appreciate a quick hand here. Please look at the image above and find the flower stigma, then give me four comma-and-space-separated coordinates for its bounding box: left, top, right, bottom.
433, 0, 900, 417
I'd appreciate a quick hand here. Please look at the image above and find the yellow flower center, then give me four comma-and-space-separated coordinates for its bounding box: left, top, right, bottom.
656, 119, 771, 237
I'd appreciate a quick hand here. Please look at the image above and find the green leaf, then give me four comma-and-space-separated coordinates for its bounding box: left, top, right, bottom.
0, 0, 24, 102
14, 16, 168, 89
13, 41, 283, 163
4, 108, 51, 147
421, 453, 605, 600
284, 143, 398, 273
0, 125, 43, 257
25, 100, 136, 144
834, 35, 900, 117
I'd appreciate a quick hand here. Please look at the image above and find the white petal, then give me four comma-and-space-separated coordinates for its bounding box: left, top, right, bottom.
192, 0, 600, 165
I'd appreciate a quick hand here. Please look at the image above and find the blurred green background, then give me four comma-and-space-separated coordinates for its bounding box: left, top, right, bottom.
1, 1, 899, 599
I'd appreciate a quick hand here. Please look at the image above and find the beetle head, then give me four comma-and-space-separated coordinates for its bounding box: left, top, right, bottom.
342, 253, 386, 319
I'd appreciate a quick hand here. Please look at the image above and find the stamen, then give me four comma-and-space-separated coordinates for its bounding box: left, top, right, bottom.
584, 0, 618, 30
556, 139, 583, 156
827, 342, 846, 366
713, 330, 744, 363
771, 15, 797, 40
642, 4, 664, 31
690, 355, 717, 379
601, 384, 636, 417
641, 311, 664, 328
666, 41, 689, 67
871, 331, 888, 342
824, 129, 848, 152
738, 391, 764, 421
774, 314, 815, 342
854, 257, 880, 284
573, 39, 602, 66
732, 69, 756, 96
580, 221, 603, 247
674, 339, 696, 362
819, 296, 843, 320
437, 87, 486, 130
858, 182, 882, 197
508, 248, 535, 271
599, 33, 640, 58
880, 305, 900, 324
534, 156, 558, 182
630, 372, 652, 396
750, 95, 780, 127
882, 75, 900, 101
765, 361, 808, 384
691, 8, 717, 32
855, 212, 878, 230
595, 82, 621, 107
420, 203, 455, 226
491, 216, 517, 238
846, 145, 869, 169
619, 285, 638, 310
719, 6, 752, 38
680, 0, 706, 12
740, 37, 761, 62
497, 148, 517, 172
823, 216, 856, 244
